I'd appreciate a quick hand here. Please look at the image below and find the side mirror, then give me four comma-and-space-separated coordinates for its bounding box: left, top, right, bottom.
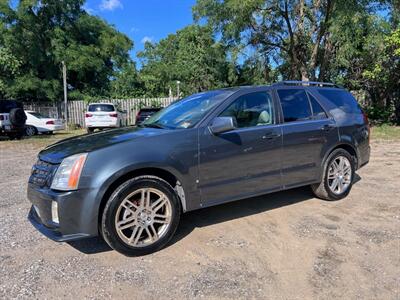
209, 117, 236, 134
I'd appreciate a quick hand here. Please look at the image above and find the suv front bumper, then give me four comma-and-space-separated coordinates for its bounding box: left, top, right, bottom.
27, 183, 100, 242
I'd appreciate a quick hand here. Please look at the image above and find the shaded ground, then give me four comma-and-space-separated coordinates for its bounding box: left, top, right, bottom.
0, 133, 399, 299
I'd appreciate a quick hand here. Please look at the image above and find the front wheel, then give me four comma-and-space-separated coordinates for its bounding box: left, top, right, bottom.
311, 149, 355, 201
101, 176, 181, 256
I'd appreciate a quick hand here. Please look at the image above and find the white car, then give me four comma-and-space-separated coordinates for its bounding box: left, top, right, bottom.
85, 103, 128, 133
25, 111, 65, 136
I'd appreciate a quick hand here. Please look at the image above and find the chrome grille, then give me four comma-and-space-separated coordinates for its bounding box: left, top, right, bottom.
30, 159, 57, 187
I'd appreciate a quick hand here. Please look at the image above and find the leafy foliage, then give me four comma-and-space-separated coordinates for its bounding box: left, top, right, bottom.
0, 0, 399, 123
138, 25, 229, 96
0, 0, 132, 101
193, 0, 400, 123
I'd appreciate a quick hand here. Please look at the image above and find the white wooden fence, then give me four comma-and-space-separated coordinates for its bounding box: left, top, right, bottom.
24, 97, 177, 127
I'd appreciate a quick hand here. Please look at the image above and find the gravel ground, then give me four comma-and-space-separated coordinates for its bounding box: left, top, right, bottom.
0, 135, 399, 299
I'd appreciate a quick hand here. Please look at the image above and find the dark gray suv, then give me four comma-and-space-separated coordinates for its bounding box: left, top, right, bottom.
27, 81, 370, 256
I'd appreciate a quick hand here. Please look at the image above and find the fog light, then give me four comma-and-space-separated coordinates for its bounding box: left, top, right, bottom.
51, 201, 59, 224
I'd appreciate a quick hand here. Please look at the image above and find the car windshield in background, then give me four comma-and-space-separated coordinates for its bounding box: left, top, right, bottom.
88, 104, 115, 112
29, 112, 47, 118
142, 90, 234, 129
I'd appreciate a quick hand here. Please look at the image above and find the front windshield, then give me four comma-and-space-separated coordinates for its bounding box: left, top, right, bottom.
142, 90, 233, 129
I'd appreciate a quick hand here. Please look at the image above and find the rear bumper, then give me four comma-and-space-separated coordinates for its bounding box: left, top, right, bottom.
357, 144, 370, 169
0, 124, 24, 134
37, 124, 65, 132
27, 183, 100, 242
85, 120, 119, 128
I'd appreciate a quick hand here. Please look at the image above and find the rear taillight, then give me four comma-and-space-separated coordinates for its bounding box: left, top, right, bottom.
109, 113, 118, 118
85, 113, 93, 118
0, 115, 4, 121
363, 112, 370, 141
46, 120, 55, 125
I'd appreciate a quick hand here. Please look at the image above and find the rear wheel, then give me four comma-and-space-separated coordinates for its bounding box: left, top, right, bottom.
311, 149, 355, 201
25, 126, 37, 137
101, 176, 181, 256
87, 128, 94, 134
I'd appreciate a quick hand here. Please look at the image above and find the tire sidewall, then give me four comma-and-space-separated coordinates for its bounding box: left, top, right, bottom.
323, 149, 355, 200
101, 177, 181, 256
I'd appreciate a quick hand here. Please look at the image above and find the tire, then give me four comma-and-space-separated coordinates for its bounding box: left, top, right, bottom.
25, 126, 37, 137
311, 149, 355, 201
87, 128, 94, 134
101, 176, 181, 256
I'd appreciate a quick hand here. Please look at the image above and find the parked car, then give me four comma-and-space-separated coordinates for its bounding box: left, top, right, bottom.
24, 111, 65, 136
135, 107, 162, 125
27, 81, 370, 256
0, 100, 27, 140
85, 103, 128, 133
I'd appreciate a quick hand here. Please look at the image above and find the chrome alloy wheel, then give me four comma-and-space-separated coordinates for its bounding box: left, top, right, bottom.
115, 188, 172, 247
327, 156, 352, 194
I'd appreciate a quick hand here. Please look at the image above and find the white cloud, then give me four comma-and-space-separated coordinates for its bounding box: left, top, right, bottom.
83, 4, 96, 15
141, 36, 154, 44
99, 0, 123, 11
130, 27, 140, 33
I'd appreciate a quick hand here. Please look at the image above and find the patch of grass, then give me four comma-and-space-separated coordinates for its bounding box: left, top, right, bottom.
371, 125, 400, 140
0, 129, 86, 149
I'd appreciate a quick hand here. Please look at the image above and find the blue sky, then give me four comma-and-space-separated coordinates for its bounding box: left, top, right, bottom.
84, 0, 197, 60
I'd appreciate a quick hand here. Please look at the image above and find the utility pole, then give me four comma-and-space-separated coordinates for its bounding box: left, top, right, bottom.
62, 61, 68, 128
176, 80, 181, 99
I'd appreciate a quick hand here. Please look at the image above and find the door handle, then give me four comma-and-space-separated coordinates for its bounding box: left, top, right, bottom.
320, 124, 335, 131
262, 132, 281, 140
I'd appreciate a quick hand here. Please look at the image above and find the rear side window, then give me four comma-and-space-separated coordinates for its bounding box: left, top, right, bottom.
308, 94, 328, 119
88, 104, 115, 112
277, 89, 312, 122
317, 89, 362, 114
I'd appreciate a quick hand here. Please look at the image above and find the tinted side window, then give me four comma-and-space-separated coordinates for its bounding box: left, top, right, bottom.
220, 92, 274, 128
277, 89, 312, 122
308, 93, 328, 119
318, 89, 362, 114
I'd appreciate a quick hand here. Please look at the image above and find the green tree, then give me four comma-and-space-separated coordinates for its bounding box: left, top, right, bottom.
193, 0, 385, 81
110, 61, 143, 98
0, 0, 134, 101
138, 25, 229, 96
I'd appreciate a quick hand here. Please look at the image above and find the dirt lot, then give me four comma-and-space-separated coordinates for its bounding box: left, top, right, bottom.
0, 133, 399, 299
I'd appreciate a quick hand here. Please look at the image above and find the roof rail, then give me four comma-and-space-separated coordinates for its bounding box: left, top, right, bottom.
273, 81, 340, 88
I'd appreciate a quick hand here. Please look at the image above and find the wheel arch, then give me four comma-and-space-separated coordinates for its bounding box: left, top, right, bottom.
323, 143, 359, 171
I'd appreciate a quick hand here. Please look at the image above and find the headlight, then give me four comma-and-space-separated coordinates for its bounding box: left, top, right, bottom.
51, 153, 87, 191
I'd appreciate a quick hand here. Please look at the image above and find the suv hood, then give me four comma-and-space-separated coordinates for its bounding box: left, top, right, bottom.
39, 126, 170, 164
